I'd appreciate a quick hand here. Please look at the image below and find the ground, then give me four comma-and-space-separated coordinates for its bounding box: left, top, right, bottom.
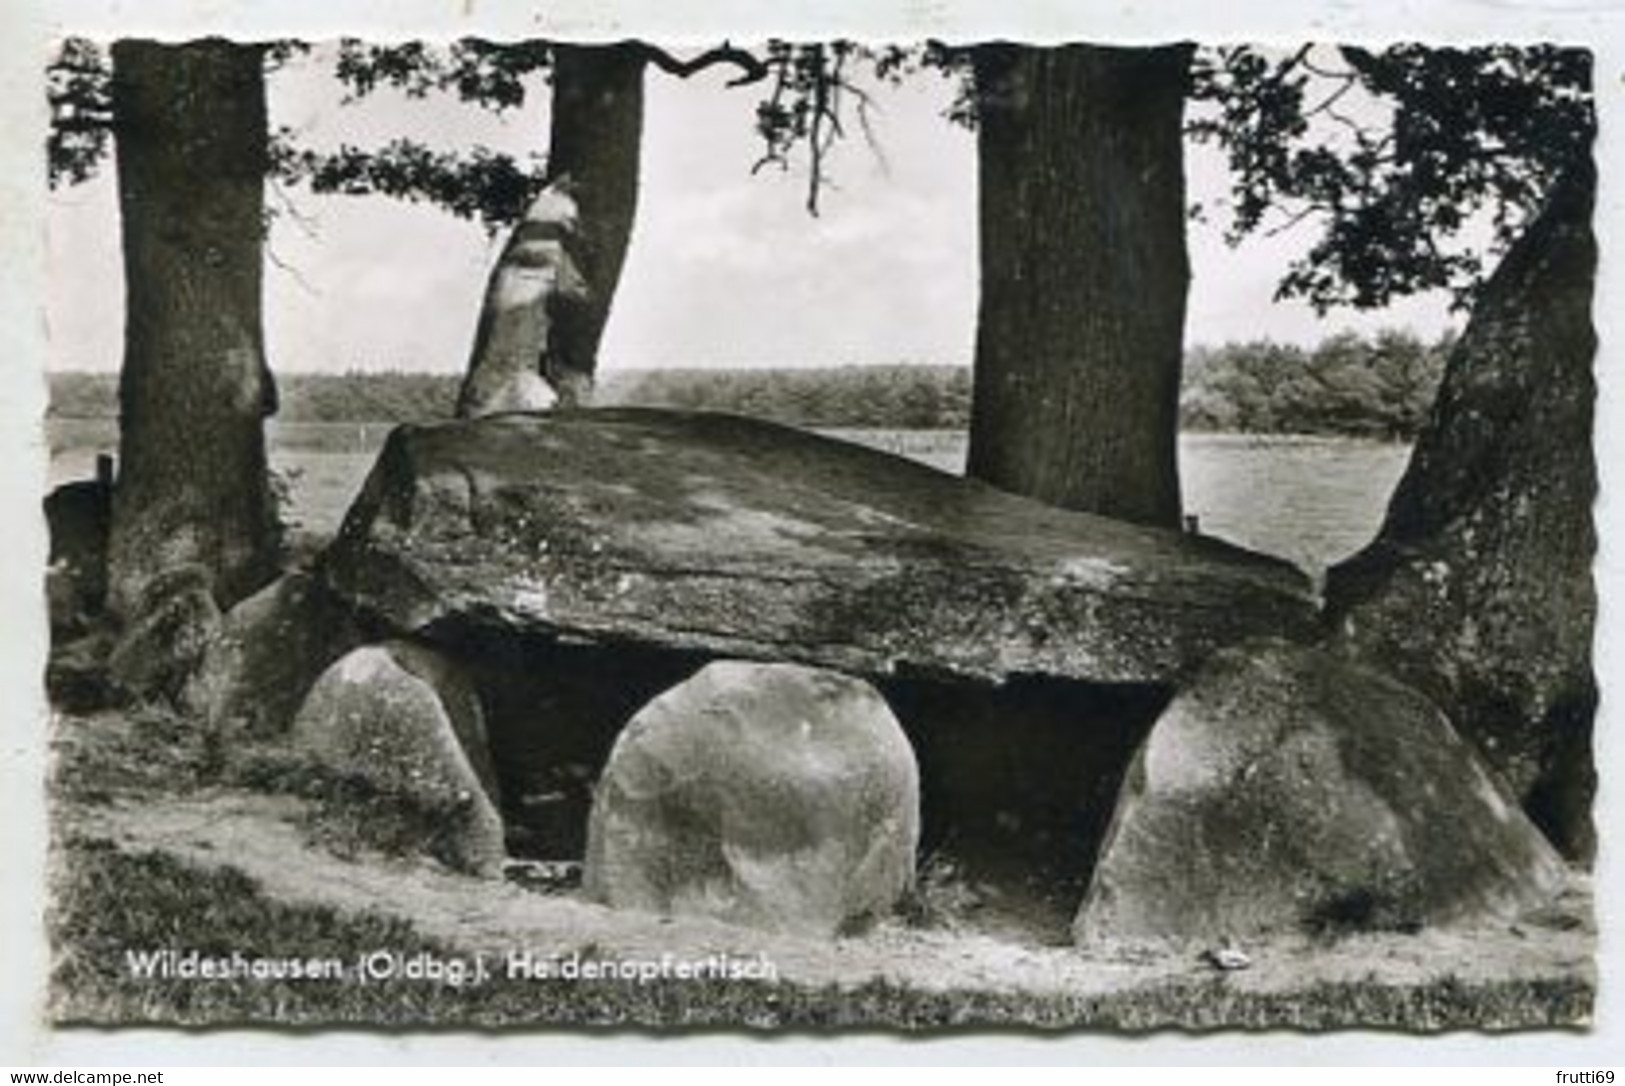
44, 699, 1596, 1032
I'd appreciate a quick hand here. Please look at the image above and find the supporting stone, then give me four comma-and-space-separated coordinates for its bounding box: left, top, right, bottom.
1075, 640, 1568, 948
585, 661, 920, 936
290, 641, 505, 877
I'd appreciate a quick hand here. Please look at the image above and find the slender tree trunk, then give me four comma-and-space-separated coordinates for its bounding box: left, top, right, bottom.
458, 44, 644, 415
107, 39, 280, 617
966, 44, 1192, 529
547, 44, 643, 399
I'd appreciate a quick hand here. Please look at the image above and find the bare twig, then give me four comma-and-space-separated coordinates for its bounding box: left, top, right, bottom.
265, 243, 320, 297
851, 80, 889, 177
1305, 73, 1359, 119
268, 180, 322, 243
1323, 104, 1372, 138
1262, 202, 1322, 238
1276, 44, 1314, 77
1302, 49, 1358, 82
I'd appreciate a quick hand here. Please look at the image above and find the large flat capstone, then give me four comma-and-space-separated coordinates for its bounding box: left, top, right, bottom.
319, 410, 1315, 684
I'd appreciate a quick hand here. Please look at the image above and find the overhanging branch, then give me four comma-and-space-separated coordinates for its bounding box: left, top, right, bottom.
637, 42, 769, 87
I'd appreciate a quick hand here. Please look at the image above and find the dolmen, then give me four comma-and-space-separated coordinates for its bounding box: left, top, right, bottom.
198, 408, 1568, 944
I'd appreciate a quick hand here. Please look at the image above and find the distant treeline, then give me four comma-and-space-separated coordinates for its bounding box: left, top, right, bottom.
1183, 329, 1454, 441
49, 329, 1454, 439
48, 370, 460, 424
610, 365, 974, 429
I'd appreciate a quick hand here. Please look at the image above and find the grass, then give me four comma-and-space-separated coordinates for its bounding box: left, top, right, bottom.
45, 829, 1594, 1032
49, 838, 815, 1030
226, 745, 495, 871
49, 702, 216, 806
50, 840, 443, 1026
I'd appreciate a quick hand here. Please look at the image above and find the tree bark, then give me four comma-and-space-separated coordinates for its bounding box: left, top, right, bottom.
966, 44, 1192, 529
1325, 162, 1598, 862
107, 39, 280, 617
458, 44, 644, 415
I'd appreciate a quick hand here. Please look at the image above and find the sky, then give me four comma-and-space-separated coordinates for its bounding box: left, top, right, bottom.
44, 42, 1464, 375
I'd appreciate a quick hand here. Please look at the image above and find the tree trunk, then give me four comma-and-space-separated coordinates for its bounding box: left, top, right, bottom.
966, 44, 1192, 529
107, 39, 280, 617
458, 44, 643, 416
1325, 162, 1598, 862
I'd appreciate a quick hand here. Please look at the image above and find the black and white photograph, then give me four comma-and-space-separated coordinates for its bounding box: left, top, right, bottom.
9, 0, 1623, 1060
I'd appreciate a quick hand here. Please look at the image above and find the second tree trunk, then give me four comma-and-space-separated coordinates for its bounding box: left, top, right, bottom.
458, 44, 644, 415
967, 44, 1192, 529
